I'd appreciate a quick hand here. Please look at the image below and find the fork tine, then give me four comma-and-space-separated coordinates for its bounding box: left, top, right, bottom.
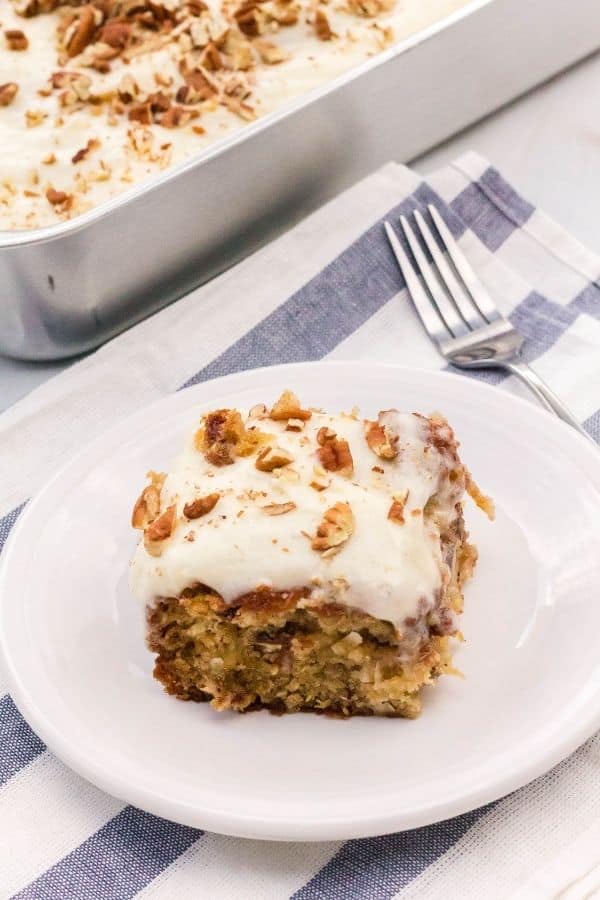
427, 204, 501, 324
383, 221, 450, 347
399, 216, 469, 338
413, 210, 485, 331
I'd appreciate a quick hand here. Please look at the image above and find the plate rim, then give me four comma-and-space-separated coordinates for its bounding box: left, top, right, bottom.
2, 360, 600, 841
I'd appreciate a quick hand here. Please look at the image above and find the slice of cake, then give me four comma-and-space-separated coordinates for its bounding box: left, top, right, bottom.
129, 390, 492, 717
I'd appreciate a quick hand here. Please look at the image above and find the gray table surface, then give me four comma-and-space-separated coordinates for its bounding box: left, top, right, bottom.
2, 50, 599, 414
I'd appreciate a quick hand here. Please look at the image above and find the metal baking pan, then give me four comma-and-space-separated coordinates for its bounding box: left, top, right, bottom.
2, 0, 599, 361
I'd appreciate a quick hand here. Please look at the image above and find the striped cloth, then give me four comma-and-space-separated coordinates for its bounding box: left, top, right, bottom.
1, 151, 600, 900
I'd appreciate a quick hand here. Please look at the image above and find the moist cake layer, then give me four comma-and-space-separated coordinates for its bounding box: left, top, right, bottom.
1, 0, 472, 229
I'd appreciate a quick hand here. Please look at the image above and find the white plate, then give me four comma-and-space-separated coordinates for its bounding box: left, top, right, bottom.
2, 362, 600, 842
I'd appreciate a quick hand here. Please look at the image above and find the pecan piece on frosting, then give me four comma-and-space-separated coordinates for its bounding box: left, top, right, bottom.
0, 83, 18, 106
5, 29, 29, 51
311, 502, 355, 554
183, 493, 220, 519
387, 490, 408, 525
316, 427, 353, 477
262, 501, 296, 515
269, 390, 312, 422
131, 471, 166, 529
144, 504, 177, 556
314, 9, 333, 40
255, 445, 294, 472
65, 5, 98, 58
364, 417, 399, 460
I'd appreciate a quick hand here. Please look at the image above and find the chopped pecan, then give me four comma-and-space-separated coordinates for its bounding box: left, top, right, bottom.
314, 9, 332, 40
265, 1, 299, 25
387, 490, 408, 525
161, 104, 195, 128
255, 445, 294, 472
5, 29, 29, 51
310, 465, 329, 492
234, 5, 265, 36
269, 390, 312, 422
200, 41, 222, 70
128, 101, 152, 124
183, 492, 220, 519
222, 95, 255, 120
131, 470, 166, 528
71, 137, 100, 163
45, 187, 73, 210
144, 504, 176, 555
285, 418, 305, 432
132, 486, 160, 528
262, 501, 296, 515
0, 83, 18, 106
364, 418, 399, 460
316, 428, 353, 477
99, 20, 132, 48
117, 73, 139, 103
25, 109, 47, 127
221, 27, 254, 69
311, 502, 354, 553
253, 38, 287, 64
180, 65, 218, 100
347, 0, 394, 15
65, 5, 98, 57
248, 403, 268, 419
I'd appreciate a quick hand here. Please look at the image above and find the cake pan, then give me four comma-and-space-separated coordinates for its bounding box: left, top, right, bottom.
1, 0, 599, 360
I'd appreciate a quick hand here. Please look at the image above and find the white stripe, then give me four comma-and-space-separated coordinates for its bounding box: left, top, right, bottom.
497, 217, 590, 307
0, 163, 420, 517
136, 833, 342, 900
327, 291, 443, 370
531, 315, 600, 419
0, 752, 122, 899
509, 820, 600, 900
396, 733, 600, 900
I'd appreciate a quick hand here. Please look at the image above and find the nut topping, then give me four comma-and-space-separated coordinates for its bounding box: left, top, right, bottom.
5, 29, 29, 51
261, 501, 296, 515
364, 418, 399, 460
269, 390, 312, 422
0, 83, 19, 106
314, 10, 333, 40
316, 428, 353, 477
144, 504, 177, 555
387, 490, 408, 525
65, 5, 98, 58
255, 445, 294, 472
183, 492, 220, 518
311, 501, 354, 553
131, 470, 166, 528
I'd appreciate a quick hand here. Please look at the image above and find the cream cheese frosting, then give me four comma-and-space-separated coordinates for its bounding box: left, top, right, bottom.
1, 0, 471, 230
129, 403, 460, 630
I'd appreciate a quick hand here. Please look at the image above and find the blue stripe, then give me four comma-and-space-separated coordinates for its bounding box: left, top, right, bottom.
0, 502, 26, 554
450, 165, 535, 252
0, 695, 45, 786
181, 183, 455, 389
13, 808, 201, 900
293, 805, 493, 900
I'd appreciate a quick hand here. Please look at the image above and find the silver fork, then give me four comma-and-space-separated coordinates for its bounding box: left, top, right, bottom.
384, 206, 592, 443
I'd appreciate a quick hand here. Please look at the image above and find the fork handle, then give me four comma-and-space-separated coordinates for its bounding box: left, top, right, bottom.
504, 362, 595, 444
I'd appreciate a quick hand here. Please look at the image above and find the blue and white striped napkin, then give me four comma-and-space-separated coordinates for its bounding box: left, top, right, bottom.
1, 152, 600, 900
